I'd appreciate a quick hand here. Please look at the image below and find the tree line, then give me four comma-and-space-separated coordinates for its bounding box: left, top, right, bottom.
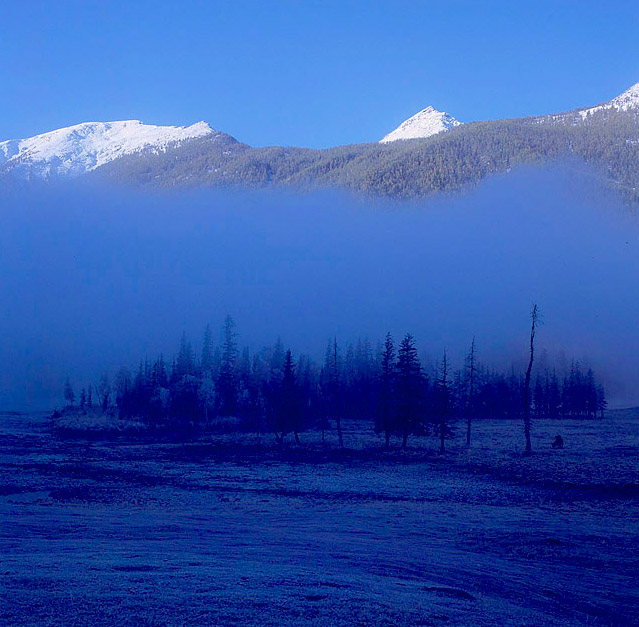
62, 312, 607, 452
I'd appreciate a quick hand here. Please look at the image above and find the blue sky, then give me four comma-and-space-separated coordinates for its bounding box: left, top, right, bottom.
1, 0, 638, 147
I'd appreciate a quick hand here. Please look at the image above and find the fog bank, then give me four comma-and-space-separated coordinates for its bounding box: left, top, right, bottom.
1, 165, 638, 409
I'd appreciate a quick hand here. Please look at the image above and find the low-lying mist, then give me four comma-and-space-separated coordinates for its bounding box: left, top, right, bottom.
1, 164, 638, 410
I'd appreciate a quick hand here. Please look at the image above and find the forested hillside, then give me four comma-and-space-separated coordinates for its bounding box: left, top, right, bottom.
94, 108, 639, 200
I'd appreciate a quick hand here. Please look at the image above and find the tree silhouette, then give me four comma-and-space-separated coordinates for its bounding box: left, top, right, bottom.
396, 334, 423, 448
82, 316, 606, 451
321, 338, 343, 448
376, 332, 396, 449
435, 350, 452, 453
201, 324, 213, 373
523, 304, 539, 456
218, 315, 239, 416
63, 377, 75, 407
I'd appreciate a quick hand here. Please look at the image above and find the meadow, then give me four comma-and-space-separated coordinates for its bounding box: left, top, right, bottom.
1, 411, 637, 625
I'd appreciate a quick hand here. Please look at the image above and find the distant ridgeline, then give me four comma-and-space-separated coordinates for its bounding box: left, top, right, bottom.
2, 83, 639, 201
93, 108, 639, 202
58, 317, 607, 449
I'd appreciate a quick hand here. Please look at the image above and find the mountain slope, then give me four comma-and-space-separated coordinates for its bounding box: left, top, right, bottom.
380, 106, 461, 142
3, 82, 639, 201
0, 120, 215, 178
581, 82, 639, 117
93, 84, 639, 201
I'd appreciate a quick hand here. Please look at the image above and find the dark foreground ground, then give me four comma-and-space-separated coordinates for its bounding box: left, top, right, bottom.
1, 411, 638, 626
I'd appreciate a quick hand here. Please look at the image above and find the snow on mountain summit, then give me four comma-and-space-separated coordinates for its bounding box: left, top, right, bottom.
0, 119, 215, 178
607, 82, 639, 110
578, 82, 639, 119
380, 106, 461, 143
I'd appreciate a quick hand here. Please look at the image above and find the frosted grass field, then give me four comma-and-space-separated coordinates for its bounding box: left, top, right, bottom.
1, 411, 638, 625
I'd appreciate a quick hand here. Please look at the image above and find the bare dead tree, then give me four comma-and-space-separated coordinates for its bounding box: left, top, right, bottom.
523, 304, 539, 457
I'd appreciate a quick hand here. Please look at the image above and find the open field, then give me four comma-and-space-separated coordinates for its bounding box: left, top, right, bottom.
1, 411, 638, 626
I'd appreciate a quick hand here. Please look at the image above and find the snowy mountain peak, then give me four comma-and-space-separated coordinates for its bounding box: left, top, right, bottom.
608, 82, 639, 111
578, 82, 639, 119
0, 119, 215, 178
380, 106, 461, 143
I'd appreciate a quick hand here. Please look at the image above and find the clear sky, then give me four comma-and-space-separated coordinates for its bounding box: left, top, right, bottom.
1, 0, 638, 148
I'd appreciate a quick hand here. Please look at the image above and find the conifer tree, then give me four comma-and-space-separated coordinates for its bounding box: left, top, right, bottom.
218, 315, 239, 416
596, 384, 607, 418
331, 338, 343, 448
64, 377, 75, 407
201, 324, 213, 373
282, 350, 302, 444
376, 332, 396, 448
177, 333, 195, 377
396, 334, 423, 448
435, 350, 453, 453
547, 370, 561, 418
320, 338, 343, 448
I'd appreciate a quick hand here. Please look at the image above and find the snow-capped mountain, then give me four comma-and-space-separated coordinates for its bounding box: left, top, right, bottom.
380, 106, 461, 143
2, 81, 639, 197
578, 81, 639, 119
0, 120, 215, 178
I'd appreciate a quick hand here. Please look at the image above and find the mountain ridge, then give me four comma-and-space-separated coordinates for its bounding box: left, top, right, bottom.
0, 120, 215, 178
2, 82, 639, 200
